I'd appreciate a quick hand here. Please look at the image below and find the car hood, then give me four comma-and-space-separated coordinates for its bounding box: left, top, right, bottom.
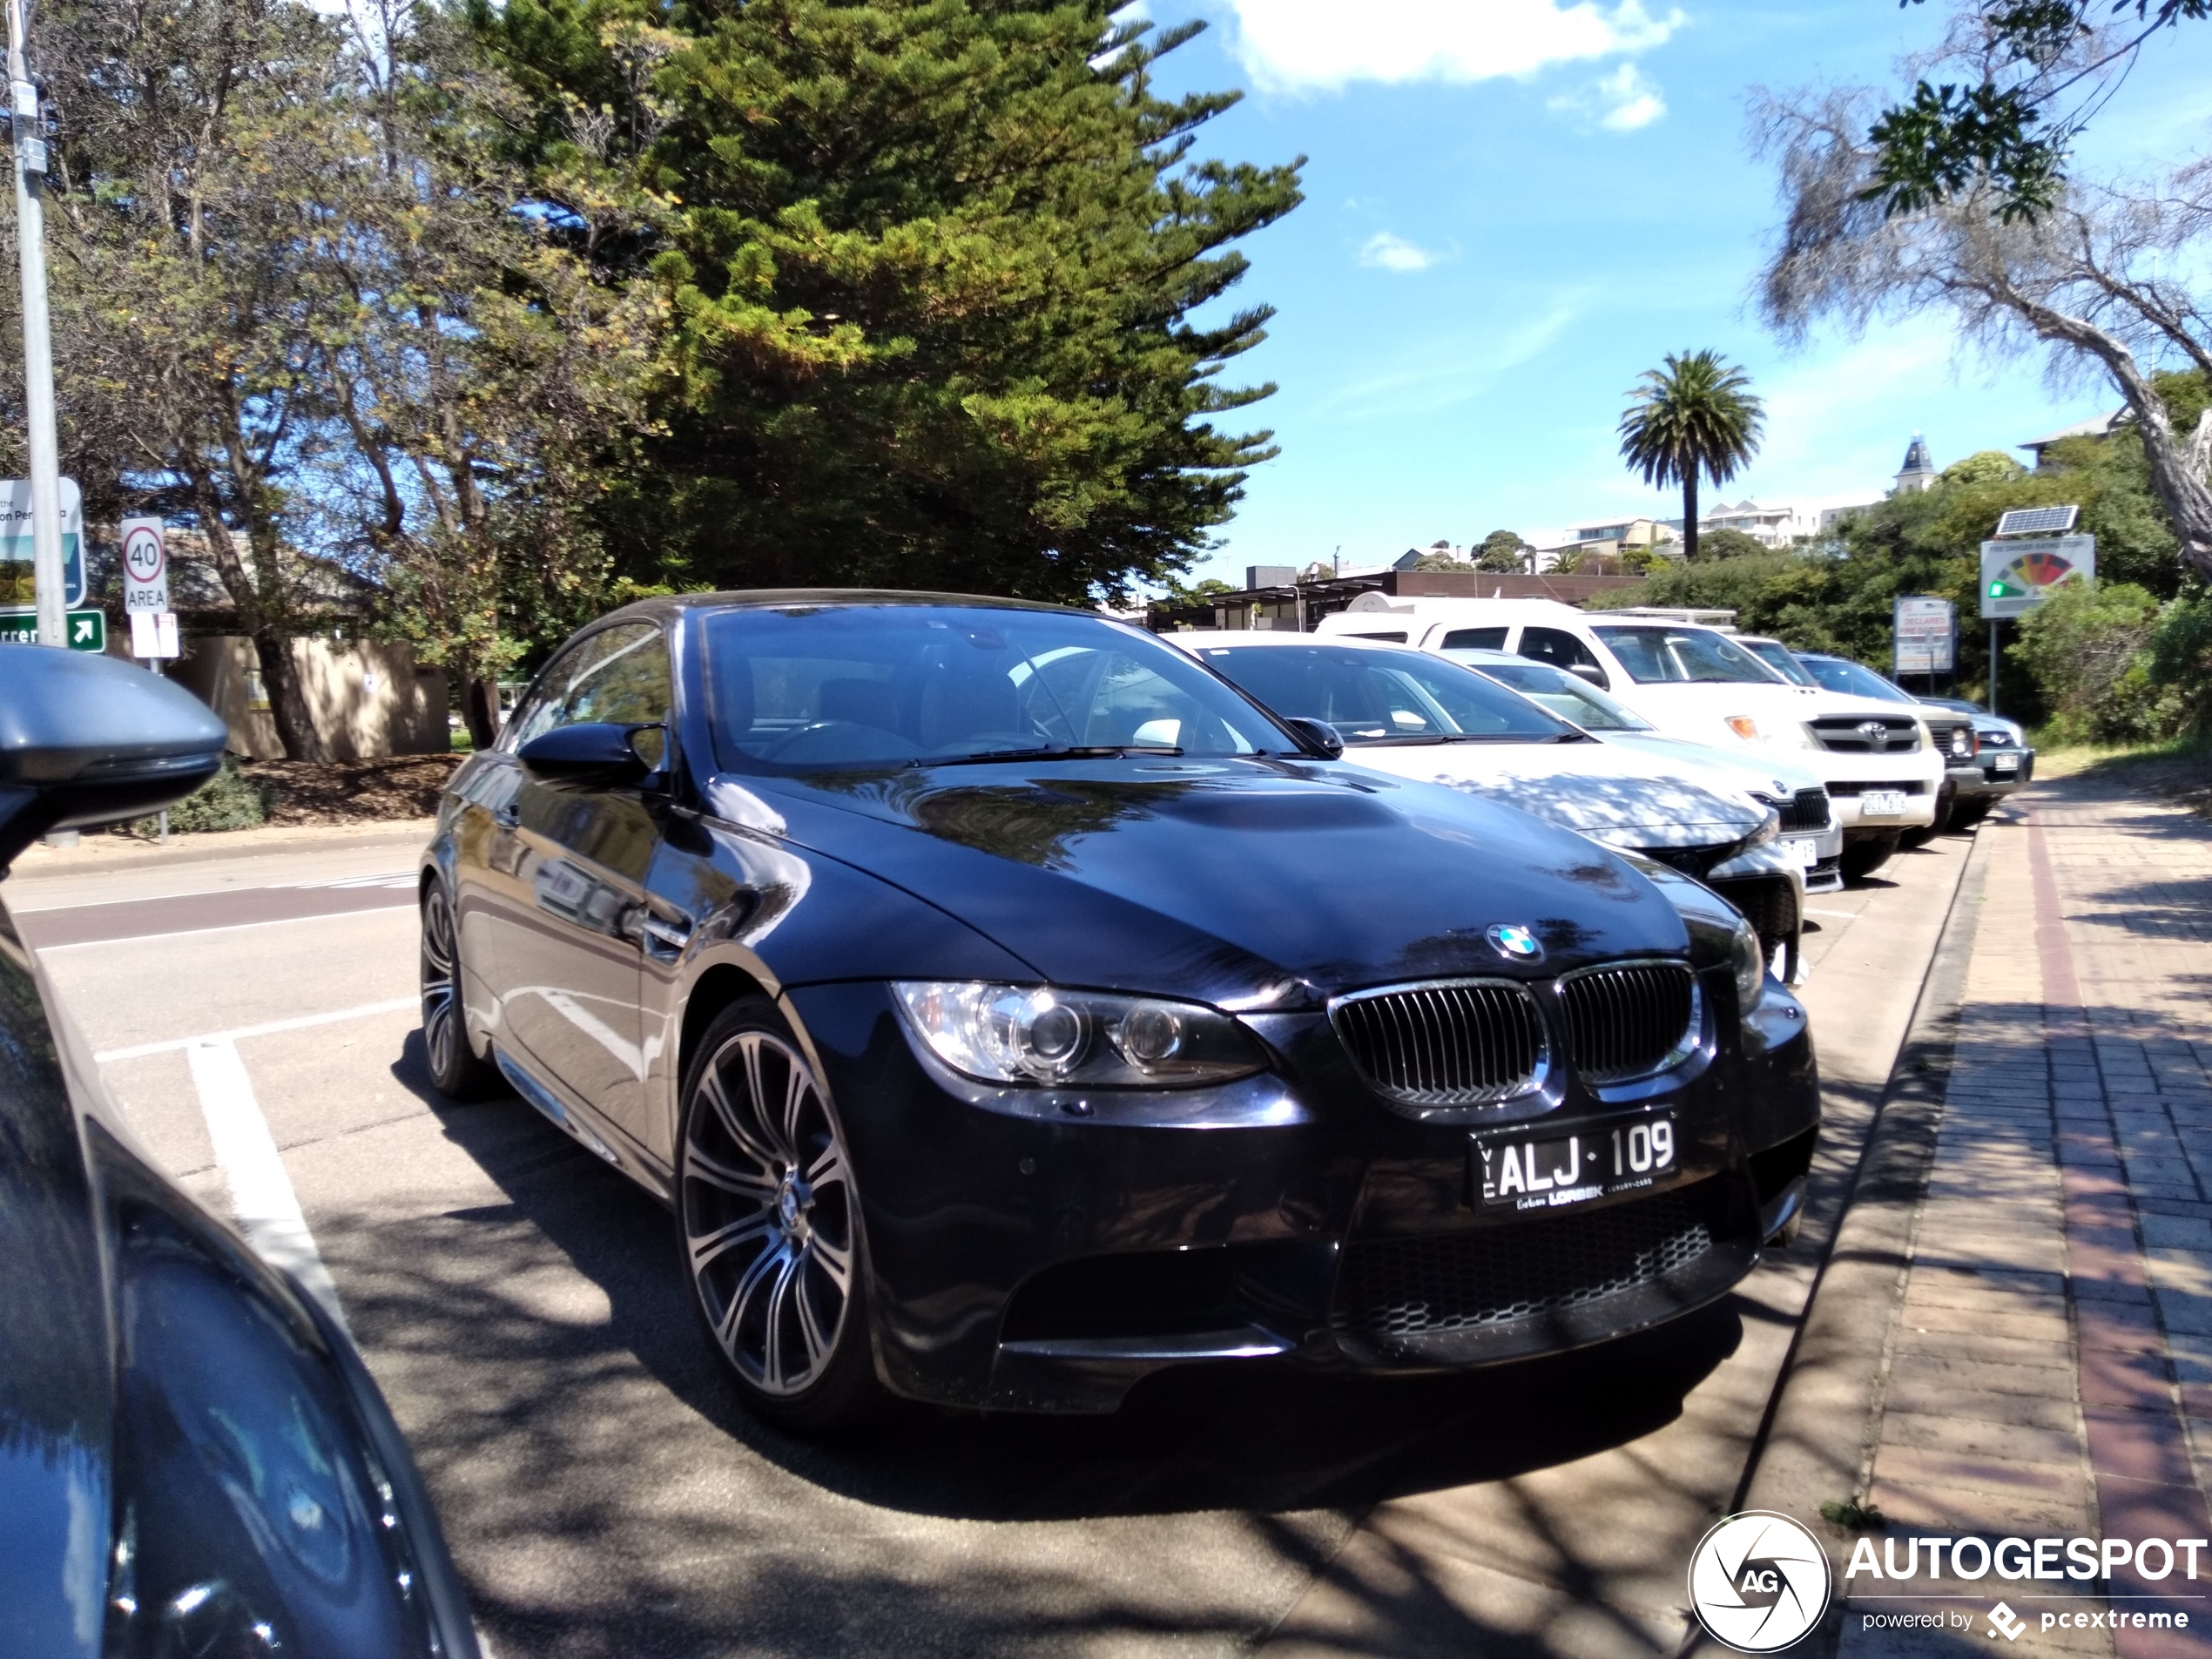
1332, 738, 1768, 850
717, 758, 1694, 1005
1601, 733, 1824, 802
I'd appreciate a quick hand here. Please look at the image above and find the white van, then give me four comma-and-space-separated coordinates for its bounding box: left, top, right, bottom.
1314, 597, 1942, 880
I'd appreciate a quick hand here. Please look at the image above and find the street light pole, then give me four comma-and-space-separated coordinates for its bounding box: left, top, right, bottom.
6, 0, 63, 648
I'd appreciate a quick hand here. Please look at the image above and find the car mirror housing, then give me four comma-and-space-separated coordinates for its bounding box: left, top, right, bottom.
517, 721, 654, 784
1568, 663, 1608, 690
0, 646, 228, 867
1283, 717, 1344, 759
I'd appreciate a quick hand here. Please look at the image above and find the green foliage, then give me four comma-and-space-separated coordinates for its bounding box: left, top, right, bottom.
1867, 1, 2209, 221
135, 757, 272, 835
473, 0, 1305, 607
1692, 527, 1769, 563
2013, 580, 2184, 744
1617, 352, 1764, 561
1474, 529, 1532, 572
2149, 591, 2212, 730
1939, 450, 2025, 487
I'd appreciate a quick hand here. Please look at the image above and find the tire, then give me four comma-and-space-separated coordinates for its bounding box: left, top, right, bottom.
677, 999, 882, 1432
420, 880, 502, 1101
1898, 780, 1955, 850
1839, 833, 1901, 884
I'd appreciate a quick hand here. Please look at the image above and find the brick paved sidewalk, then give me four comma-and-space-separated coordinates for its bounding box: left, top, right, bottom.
1839, 777, 2212, 1657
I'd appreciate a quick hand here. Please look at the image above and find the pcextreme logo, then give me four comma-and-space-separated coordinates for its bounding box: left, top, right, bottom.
1688, 1511, 1833, 1653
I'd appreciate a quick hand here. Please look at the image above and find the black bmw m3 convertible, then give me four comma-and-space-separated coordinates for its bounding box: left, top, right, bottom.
421, 592, 1820, 1428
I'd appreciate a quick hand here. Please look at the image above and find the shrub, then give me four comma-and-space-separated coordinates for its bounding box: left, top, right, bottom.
2150, 591, 2212, 732
133, 755, 273, 834
2013, 581, 2186, 744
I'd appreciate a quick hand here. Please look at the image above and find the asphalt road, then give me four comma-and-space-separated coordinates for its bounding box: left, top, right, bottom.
6, 822, 1979, 1659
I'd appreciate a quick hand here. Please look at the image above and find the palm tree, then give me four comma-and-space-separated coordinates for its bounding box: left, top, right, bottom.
1617, 352, 1764, 561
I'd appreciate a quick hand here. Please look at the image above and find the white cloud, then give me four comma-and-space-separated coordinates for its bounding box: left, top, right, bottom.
1321, 300, 1587, 421
1218, 0, 1683, 94
1359, 232, 1445, 273
1548, 63, 1667, 132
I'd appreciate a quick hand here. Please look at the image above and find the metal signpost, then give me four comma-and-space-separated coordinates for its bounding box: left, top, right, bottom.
1892, 595, 1956, 686
1979, 507, 2094, 718
120, 516, 180, 841
5, 0, 64, 646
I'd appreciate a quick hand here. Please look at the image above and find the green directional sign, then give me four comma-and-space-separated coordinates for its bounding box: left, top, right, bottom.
0, 608, 106, 651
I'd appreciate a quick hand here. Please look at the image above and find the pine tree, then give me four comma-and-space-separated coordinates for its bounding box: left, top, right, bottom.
471, 0, 1304, 605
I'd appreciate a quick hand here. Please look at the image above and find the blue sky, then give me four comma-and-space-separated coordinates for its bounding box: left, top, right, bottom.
1136, 0, 2212, 584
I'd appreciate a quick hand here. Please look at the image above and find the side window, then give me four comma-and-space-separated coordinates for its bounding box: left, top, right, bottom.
1519, 626, 1605, 684
503, 624, 672, 752
1440, 627, 1507, 651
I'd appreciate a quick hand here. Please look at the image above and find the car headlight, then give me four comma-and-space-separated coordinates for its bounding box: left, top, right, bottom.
893, 982, 1269, 1088
1730, 917, 1767, 1016
1744, 807, 1781, 849
1723, 715, 1761, 742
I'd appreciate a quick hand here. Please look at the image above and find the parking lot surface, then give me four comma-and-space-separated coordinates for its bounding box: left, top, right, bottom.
10, 819, 1979, 1658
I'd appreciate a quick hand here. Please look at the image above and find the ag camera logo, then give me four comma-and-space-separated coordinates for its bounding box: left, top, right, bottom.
1689, 1511, 1832, 1652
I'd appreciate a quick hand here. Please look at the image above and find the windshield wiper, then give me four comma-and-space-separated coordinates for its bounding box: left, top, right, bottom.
922, 744, 1184, 767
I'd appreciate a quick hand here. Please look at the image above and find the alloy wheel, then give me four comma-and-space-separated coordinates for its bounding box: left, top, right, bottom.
420, 887, 462, 1080
682, 1030, 855, 1398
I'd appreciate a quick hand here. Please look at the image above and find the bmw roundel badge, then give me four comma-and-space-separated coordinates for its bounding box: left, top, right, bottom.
1487, 923, 1543, 962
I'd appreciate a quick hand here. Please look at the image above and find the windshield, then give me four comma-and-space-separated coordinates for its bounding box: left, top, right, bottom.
700, 605, 1289, 771
1195, 643, 1577, 744
1592, 625, 1784, 685
1449, 656, 1653, 732
1741, 639, 1818, 686
1801, 656, 1917, 705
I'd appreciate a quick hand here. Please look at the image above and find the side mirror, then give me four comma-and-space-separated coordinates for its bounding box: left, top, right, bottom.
0, 647, 229, 868
517, 722, 657, 785
1284, 717, 1345, 759
1568, 663, 1609, 690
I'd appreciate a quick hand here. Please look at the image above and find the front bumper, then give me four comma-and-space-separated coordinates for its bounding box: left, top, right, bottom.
1968, 749, 2034, 796
786, 976, 1822, 1413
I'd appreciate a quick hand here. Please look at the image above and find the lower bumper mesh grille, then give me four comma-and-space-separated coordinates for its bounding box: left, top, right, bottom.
1332, 1180, 1722, 1341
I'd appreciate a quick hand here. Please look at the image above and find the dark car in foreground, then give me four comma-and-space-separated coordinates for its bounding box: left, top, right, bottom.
0, 647, 478, 1659
423, 592, 1821, 1427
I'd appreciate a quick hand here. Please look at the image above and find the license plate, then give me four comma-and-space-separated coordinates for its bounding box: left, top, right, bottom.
1473, 1116, 1676, 1211
1860, 789, 1907, 818
1993, 752, 2020, 772
1785, 835, 1820, 868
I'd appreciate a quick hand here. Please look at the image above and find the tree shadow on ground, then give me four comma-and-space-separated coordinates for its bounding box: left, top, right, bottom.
351, 1031, 1754, 1658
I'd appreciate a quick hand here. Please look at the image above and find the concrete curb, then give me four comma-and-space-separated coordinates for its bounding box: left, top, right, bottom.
5, 818, 436, 880
1722, 819, 1997, 1654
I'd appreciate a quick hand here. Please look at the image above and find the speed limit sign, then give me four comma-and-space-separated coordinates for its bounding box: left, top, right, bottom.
120, 516, 168, 613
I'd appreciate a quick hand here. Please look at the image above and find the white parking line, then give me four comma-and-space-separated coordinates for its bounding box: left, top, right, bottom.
186, 1035, 352, 1334
96, 997, 417, 1062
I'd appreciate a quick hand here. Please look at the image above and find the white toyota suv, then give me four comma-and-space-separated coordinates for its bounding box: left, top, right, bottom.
1314, 597, 1944, 881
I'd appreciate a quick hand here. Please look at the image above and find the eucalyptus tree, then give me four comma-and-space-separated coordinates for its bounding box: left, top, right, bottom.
1752, 84, 2212, 578
1617, 352, 1765, 561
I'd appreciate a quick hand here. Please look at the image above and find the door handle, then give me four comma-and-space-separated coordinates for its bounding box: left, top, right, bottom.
493, 803, 521, 828
641, 915, 691, 962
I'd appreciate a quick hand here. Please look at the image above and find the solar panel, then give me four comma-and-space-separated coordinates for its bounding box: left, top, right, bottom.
1994, 504, 2079, 537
